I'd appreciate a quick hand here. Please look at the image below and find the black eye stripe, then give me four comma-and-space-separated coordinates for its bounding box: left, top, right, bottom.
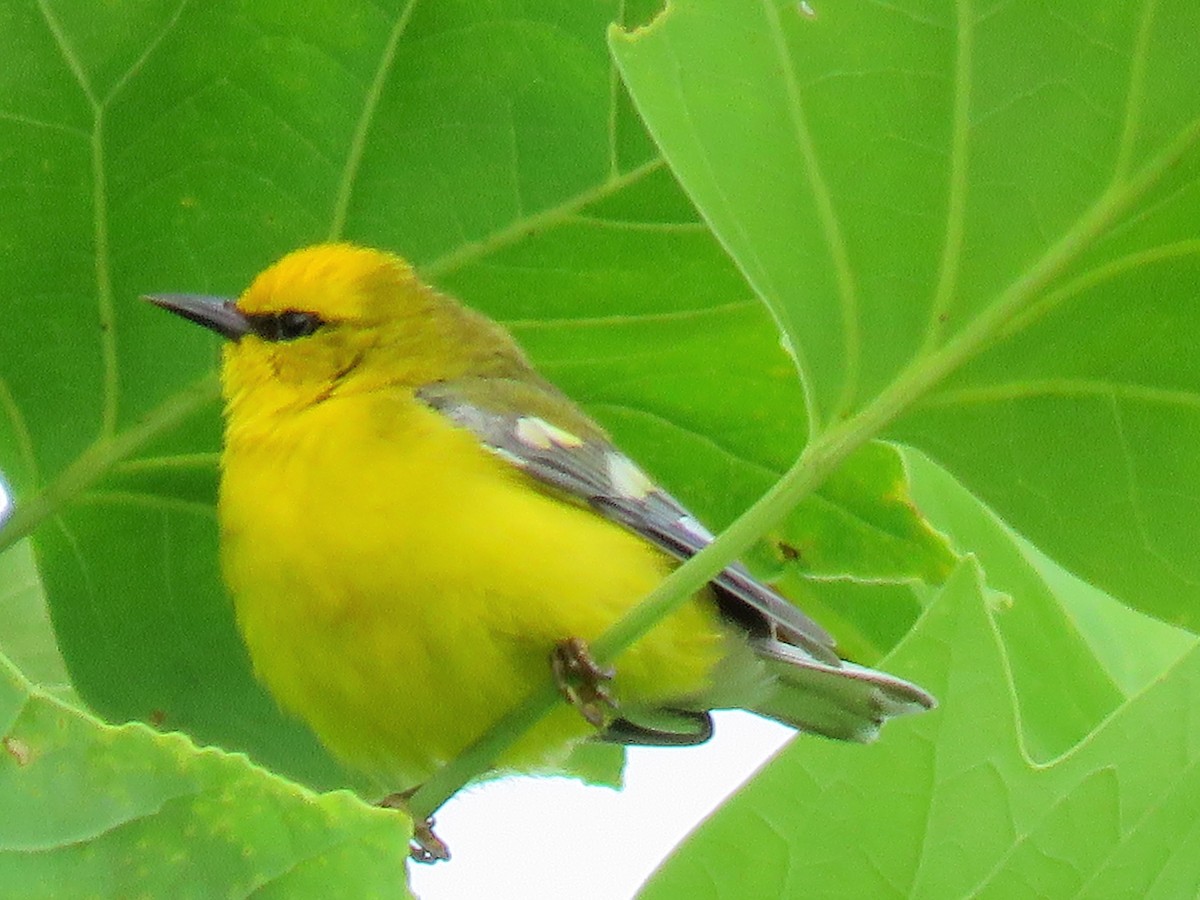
247, 310, 325, 342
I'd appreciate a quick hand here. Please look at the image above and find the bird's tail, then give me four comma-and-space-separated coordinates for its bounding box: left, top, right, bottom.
602, 636, 934, 747
747, 638, 934, 742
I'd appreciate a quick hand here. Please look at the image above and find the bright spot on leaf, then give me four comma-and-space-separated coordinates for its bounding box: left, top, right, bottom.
3, 735, 32, 767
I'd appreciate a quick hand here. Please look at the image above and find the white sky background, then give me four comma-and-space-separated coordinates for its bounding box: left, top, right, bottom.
408, 711, 793, 900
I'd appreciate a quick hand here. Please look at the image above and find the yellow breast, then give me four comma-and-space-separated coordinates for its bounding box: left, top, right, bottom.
218, 389, 724, 789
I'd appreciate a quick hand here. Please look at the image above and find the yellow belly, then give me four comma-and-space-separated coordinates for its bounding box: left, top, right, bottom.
219, 389, 724, 789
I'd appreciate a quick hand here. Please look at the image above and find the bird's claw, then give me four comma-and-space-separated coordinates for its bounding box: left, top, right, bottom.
409, 818, 451, 864
551, 637, 616, 728
379, 791, 451, 864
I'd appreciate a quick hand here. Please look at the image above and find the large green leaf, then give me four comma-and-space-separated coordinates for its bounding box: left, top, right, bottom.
643, 559, 1200, 899
903, 449, 1194, 760
612, 0, 1200, 628
0, 649, 412, 897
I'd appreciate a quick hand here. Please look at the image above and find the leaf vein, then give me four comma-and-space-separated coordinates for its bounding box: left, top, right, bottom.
920, 379, 1200, 411
418, 156, 666, 280
101, 0, 190, 108
0, 378, 40, 488
923, 0, 974, 350
761, 0, 860, 424
328, 0, 421, 239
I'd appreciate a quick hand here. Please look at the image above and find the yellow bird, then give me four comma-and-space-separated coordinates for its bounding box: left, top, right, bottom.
147, 244, 932, 853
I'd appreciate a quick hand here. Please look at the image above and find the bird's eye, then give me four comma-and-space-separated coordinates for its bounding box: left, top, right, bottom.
249, 310, 325, 342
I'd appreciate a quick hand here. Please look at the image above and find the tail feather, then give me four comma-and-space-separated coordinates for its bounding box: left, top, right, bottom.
750, 638, 935, 743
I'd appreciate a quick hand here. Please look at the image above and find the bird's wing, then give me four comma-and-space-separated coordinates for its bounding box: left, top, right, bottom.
416, 376, 839, 664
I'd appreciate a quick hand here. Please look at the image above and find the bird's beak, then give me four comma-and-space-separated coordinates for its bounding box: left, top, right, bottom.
143, 293, 252, 341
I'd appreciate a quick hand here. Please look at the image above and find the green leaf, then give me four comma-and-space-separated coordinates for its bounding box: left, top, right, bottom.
642, 559, 1200, 899
0, 652, 411, 897
756, 442, 956, 583
612, 1, 1200, 629
904, 449, 1195, 760
1026, 538, 1197, 697
0, 542, 73, 705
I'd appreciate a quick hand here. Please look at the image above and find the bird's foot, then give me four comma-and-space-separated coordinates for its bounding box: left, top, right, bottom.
379, 790, 451, 864
551, 637, 616, 728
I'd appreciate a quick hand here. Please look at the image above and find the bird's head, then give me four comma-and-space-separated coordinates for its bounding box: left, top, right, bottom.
147, 244, 530, 424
